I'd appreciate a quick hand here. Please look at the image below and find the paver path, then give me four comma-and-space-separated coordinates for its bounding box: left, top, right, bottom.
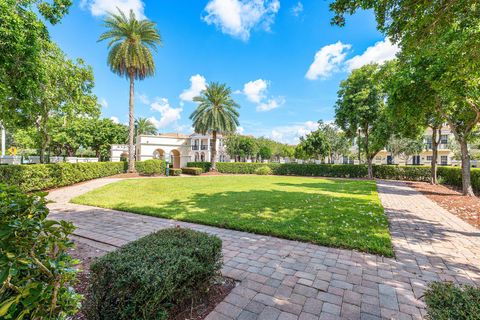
47, 178, 480, 320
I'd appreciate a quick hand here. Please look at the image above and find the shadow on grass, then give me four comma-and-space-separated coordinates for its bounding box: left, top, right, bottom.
273, 180, 376, 196
104, 189, 393, 257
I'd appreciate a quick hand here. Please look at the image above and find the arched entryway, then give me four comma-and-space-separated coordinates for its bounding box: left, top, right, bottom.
120, 152, 128, 162
153, 149, 165, 160
170, 149, 181, 168
194, 152, 199, 162
200, 152, 205, 162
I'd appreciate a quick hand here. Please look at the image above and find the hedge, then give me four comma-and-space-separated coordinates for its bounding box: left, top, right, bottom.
0, 162, 125, 192
186, 162, 480, 192
135, 159, 166, 176
85, 228, 222, 320
181, 167, 203, 175
169, 168, 182, 176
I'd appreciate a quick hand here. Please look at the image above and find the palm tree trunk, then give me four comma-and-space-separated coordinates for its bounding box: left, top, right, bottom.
128, 71, 136, 173
211, 130, 217, 171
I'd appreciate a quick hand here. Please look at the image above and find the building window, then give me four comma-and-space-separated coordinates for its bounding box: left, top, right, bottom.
426, 156, 433, 161
441, 155, 448, 165
440, 135, 448, 144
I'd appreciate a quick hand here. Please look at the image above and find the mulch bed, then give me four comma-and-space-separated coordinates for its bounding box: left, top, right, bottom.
69, 239, 235, 320
407, 181, 480, 229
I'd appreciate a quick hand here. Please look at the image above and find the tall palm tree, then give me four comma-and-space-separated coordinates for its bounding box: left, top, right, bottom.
190, 82, 240, 171
135, 117, 157, 135
98, 9, 161, 172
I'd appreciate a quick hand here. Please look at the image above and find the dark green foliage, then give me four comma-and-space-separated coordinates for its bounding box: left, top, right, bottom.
182, 167, 203, 175
85, 228, 223, 320
372, 165, 431, 182
438, 167, 480, 193
255, 166, 273, 175
0, 184, 81, 319
170, 168, 182, 176
424, 282, 480, 320
135, 159, 166, 176
187, 162, 212, 172
0, 162, 125, 192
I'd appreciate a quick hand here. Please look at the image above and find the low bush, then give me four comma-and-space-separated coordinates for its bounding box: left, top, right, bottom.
0, 184, 81, 319
170, 168, 182, 176
0, 162, 125, 192
424, 281, 480, 320
85, 228, 222, 320
186, 162, 212, 172
438, 166, 480, 193
373, 165, 431, 181
135, 159, 166, 176
182, 167, 203, 175
255, 166, 273, 175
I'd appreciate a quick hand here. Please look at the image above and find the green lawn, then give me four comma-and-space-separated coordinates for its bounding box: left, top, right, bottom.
72, 175, 393, 256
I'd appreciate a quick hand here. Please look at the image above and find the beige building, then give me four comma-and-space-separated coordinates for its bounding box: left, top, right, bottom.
111, 133, 230, 168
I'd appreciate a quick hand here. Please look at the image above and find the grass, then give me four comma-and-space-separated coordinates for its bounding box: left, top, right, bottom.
72, 175, 393, 256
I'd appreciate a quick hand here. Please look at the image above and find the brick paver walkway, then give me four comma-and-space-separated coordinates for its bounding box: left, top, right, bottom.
47, 178, 480, 320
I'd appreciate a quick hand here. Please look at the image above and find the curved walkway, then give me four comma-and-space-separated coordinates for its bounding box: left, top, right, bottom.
47, 178, 480, 320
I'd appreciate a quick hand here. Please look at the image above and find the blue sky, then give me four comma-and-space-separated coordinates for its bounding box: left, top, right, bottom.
48, 0, 398, 144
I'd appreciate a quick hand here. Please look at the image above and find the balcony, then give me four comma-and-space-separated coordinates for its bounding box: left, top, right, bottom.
201, 145, 208, 150
192, 145, 199, 150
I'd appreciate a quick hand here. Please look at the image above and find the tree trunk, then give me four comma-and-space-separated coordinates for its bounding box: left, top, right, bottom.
367, 157, 374, 179
430, 126, 440, 184
459, 138, 475, 196
210, 130, 217, 171
127, 71, 136, 173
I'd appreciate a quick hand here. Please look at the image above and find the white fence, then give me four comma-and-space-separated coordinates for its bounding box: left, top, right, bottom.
0, 156, 99, 165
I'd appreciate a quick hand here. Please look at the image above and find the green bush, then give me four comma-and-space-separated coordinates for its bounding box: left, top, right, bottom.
373, 165, 431, 181
186, 162, 211, 172
0, 184, 81, 319
0, 162, 125, 192
182, 167, 203, 175
255, 166, 273, 175
424, 282, 480, 320
438, 167, 480, 193
85, 228, 222, 320
135, 159, 166, 176
170, 168, 182, 176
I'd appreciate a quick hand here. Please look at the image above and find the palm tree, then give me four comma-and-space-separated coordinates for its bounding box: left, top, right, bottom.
135, 117, 157, 136
98, 9, 161, 172
190, 82, 240, 171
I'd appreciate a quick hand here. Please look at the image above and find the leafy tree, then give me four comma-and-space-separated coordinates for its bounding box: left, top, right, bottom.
297, 130, 330, 161
86, 118, 129, 160
225, 134, 259, 162
316, 121, 351, 163
0, 0, 72, 132
99, 9, 162, 172
386, 135, 424, 165
294, 144, 309, 161
190, 82, 240, 170
335, 63, 393, 179
135, 117, 157, 136
258, 146, 273, 161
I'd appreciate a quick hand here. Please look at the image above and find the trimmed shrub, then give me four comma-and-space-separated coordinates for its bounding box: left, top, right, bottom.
0, 162, 125, 192
438, 167, 480, 193
182, 167, 203, 175
170, 168, 182, 176
135, 159, 166, 176
85, 228, 222, 320
424, 282, 480, 320
255, 166, 273, 175
373, 165, 431, 181
186, 162, 211, 172
0, 184, 81, 319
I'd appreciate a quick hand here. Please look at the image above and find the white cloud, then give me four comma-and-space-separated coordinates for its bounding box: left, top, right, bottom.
305, 41, 351, 80
179, 74, 207, 102
243, 79, 268, 103
345, 38, 400, 71
80, 0, 145, 18
268, 121, 318, 144
99, 98, 108, 108
256, 97, 285, 112
291, 2, 303, 17
203, 0, 280, 41
149, 98, 182, 129
138, 93, 150, 105
110, 116, 120, 124
236, 126, 245, 134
